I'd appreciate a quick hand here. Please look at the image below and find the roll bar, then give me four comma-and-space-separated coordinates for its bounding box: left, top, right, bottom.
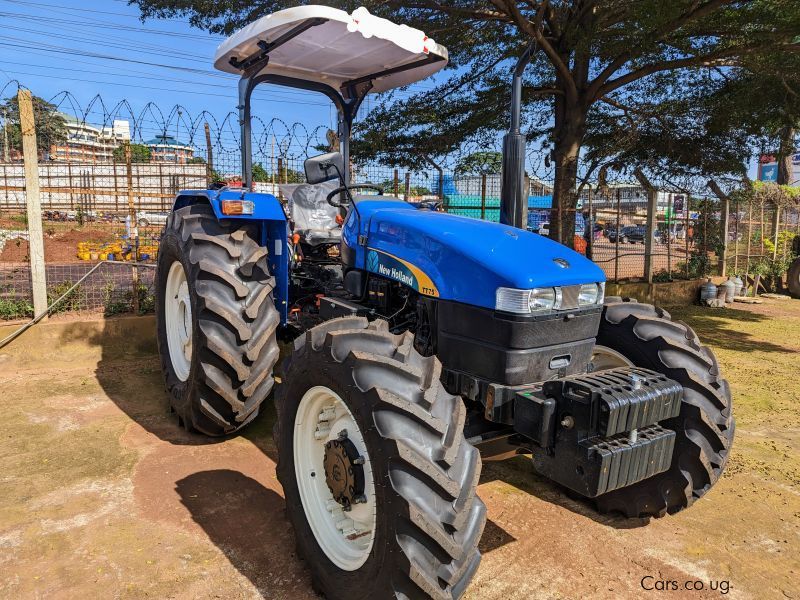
234, 17, 445, 190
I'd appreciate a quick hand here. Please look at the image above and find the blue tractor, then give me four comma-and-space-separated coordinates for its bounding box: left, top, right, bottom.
155, 7, 733, 599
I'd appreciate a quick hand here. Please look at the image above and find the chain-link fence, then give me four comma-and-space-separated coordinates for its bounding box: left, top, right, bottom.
2, 85, 799, 321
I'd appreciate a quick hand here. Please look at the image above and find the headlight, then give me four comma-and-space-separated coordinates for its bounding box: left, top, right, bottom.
497, 282, 605, 313
578, 283, 599, 305
530, 287, 558, 311
496, 287, 560, 314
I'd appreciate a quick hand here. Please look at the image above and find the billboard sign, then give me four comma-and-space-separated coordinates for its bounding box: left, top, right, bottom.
760, 163, 778, 182
758, 153, 800, 184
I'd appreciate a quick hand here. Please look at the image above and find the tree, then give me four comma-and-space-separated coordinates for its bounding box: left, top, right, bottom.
455, 151, 503, 175
113, 143, 151, 163
131, 1, 800, 246
252, 161, 304, 183
1, 94, 66, 159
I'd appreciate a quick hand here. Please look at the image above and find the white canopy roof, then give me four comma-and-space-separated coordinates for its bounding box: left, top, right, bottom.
214, 5, 448, 93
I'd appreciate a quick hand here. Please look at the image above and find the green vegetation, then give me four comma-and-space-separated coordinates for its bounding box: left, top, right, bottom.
103, 281, 155, 316
47, 281, 83, 314
252, 162, 304, 183
0, 297, 34, 320
455, 151, 503, 175
113, 143, 151, 163
0, 94, 67, 158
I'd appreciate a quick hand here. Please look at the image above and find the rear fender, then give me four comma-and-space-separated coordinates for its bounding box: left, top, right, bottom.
173, 189, 291, 324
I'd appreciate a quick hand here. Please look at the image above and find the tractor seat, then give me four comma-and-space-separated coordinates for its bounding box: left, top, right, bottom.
280, 180, 341, 245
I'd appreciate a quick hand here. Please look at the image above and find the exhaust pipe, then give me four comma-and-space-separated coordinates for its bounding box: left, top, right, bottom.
500, 43, 535, 229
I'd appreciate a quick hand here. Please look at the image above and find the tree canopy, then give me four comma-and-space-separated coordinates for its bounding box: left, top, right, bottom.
113, 143, 152, 163
131, 1, 800, 245
455, 151, 503, 175
1, 93, 66, 158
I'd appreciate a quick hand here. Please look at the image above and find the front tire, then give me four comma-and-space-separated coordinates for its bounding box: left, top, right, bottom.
275, 317, 485, 599
593, 297, 734, 518
155, 203, 279, 436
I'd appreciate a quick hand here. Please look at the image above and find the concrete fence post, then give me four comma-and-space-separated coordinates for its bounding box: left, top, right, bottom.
125, 142, 140, 314
204, 122, 214, 188
719, 196, 731, 276
641, 188, 657, 283
18, 89, 48, 318
634, 168, 657, 283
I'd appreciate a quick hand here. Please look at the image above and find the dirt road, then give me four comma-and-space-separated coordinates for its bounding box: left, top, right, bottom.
0, 299, 798, 599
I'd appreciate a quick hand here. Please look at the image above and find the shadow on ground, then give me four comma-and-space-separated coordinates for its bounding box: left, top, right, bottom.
58, 317, 278, 459
55, 315, 645, 593
669, 305, 793, 353
175, 469, 303, 596
480, 457, 651, 530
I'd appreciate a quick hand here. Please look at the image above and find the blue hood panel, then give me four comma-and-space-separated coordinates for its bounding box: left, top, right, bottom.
347, 200, 605, 310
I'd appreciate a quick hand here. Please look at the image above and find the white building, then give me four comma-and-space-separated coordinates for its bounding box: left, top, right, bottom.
51, 114, 131, 163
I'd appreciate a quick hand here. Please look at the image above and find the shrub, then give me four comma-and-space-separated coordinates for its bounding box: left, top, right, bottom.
0, 297, 34, 320
47, 281, 83, 313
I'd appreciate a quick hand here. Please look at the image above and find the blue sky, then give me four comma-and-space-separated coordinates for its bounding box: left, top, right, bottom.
0, 0, 422, 152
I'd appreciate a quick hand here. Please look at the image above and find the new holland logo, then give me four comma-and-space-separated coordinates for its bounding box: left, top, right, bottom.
366, 250, 380, 272
365, 248, 440, 297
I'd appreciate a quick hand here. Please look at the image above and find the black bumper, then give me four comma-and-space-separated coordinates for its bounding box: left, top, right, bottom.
433, 299, 602, 386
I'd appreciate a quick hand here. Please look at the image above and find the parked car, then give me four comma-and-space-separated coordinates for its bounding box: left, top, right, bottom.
625, 225, 647, 244
607, 225, 629, 243
136, 212, 169, 228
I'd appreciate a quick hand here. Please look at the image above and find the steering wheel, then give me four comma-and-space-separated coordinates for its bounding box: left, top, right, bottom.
326, 184, 384, 207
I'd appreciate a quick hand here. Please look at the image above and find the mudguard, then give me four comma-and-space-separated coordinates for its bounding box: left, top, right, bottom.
172, 189, 291, 323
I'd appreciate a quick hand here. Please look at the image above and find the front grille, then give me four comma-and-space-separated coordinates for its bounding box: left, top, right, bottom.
559, 284, 581, 309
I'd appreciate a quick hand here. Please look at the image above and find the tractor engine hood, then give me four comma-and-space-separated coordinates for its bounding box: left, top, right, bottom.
351, 200, 605, 310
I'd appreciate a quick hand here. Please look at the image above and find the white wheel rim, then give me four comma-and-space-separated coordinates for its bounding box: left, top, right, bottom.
294, 386, 377, 571
591, 345, 633, 371
165, 261, 192, 381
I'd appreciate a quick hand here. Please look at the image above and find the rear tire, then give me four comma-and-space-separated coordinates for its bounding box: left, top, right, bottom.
155, 203, 279, 436
593, 297, 734, 518
788, 257, 800, 299
275, 317, 485, 599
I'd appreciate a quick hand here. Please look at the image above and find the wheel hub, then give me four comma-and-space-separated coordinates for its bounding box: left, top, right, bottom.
323, 430, 365, 511
165, 261, 193, 381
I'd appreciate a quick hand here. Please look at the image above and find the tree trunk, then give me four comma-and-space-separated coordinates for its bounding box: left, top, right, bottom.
777, 126, 795, 185
550, 110, 584, 248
